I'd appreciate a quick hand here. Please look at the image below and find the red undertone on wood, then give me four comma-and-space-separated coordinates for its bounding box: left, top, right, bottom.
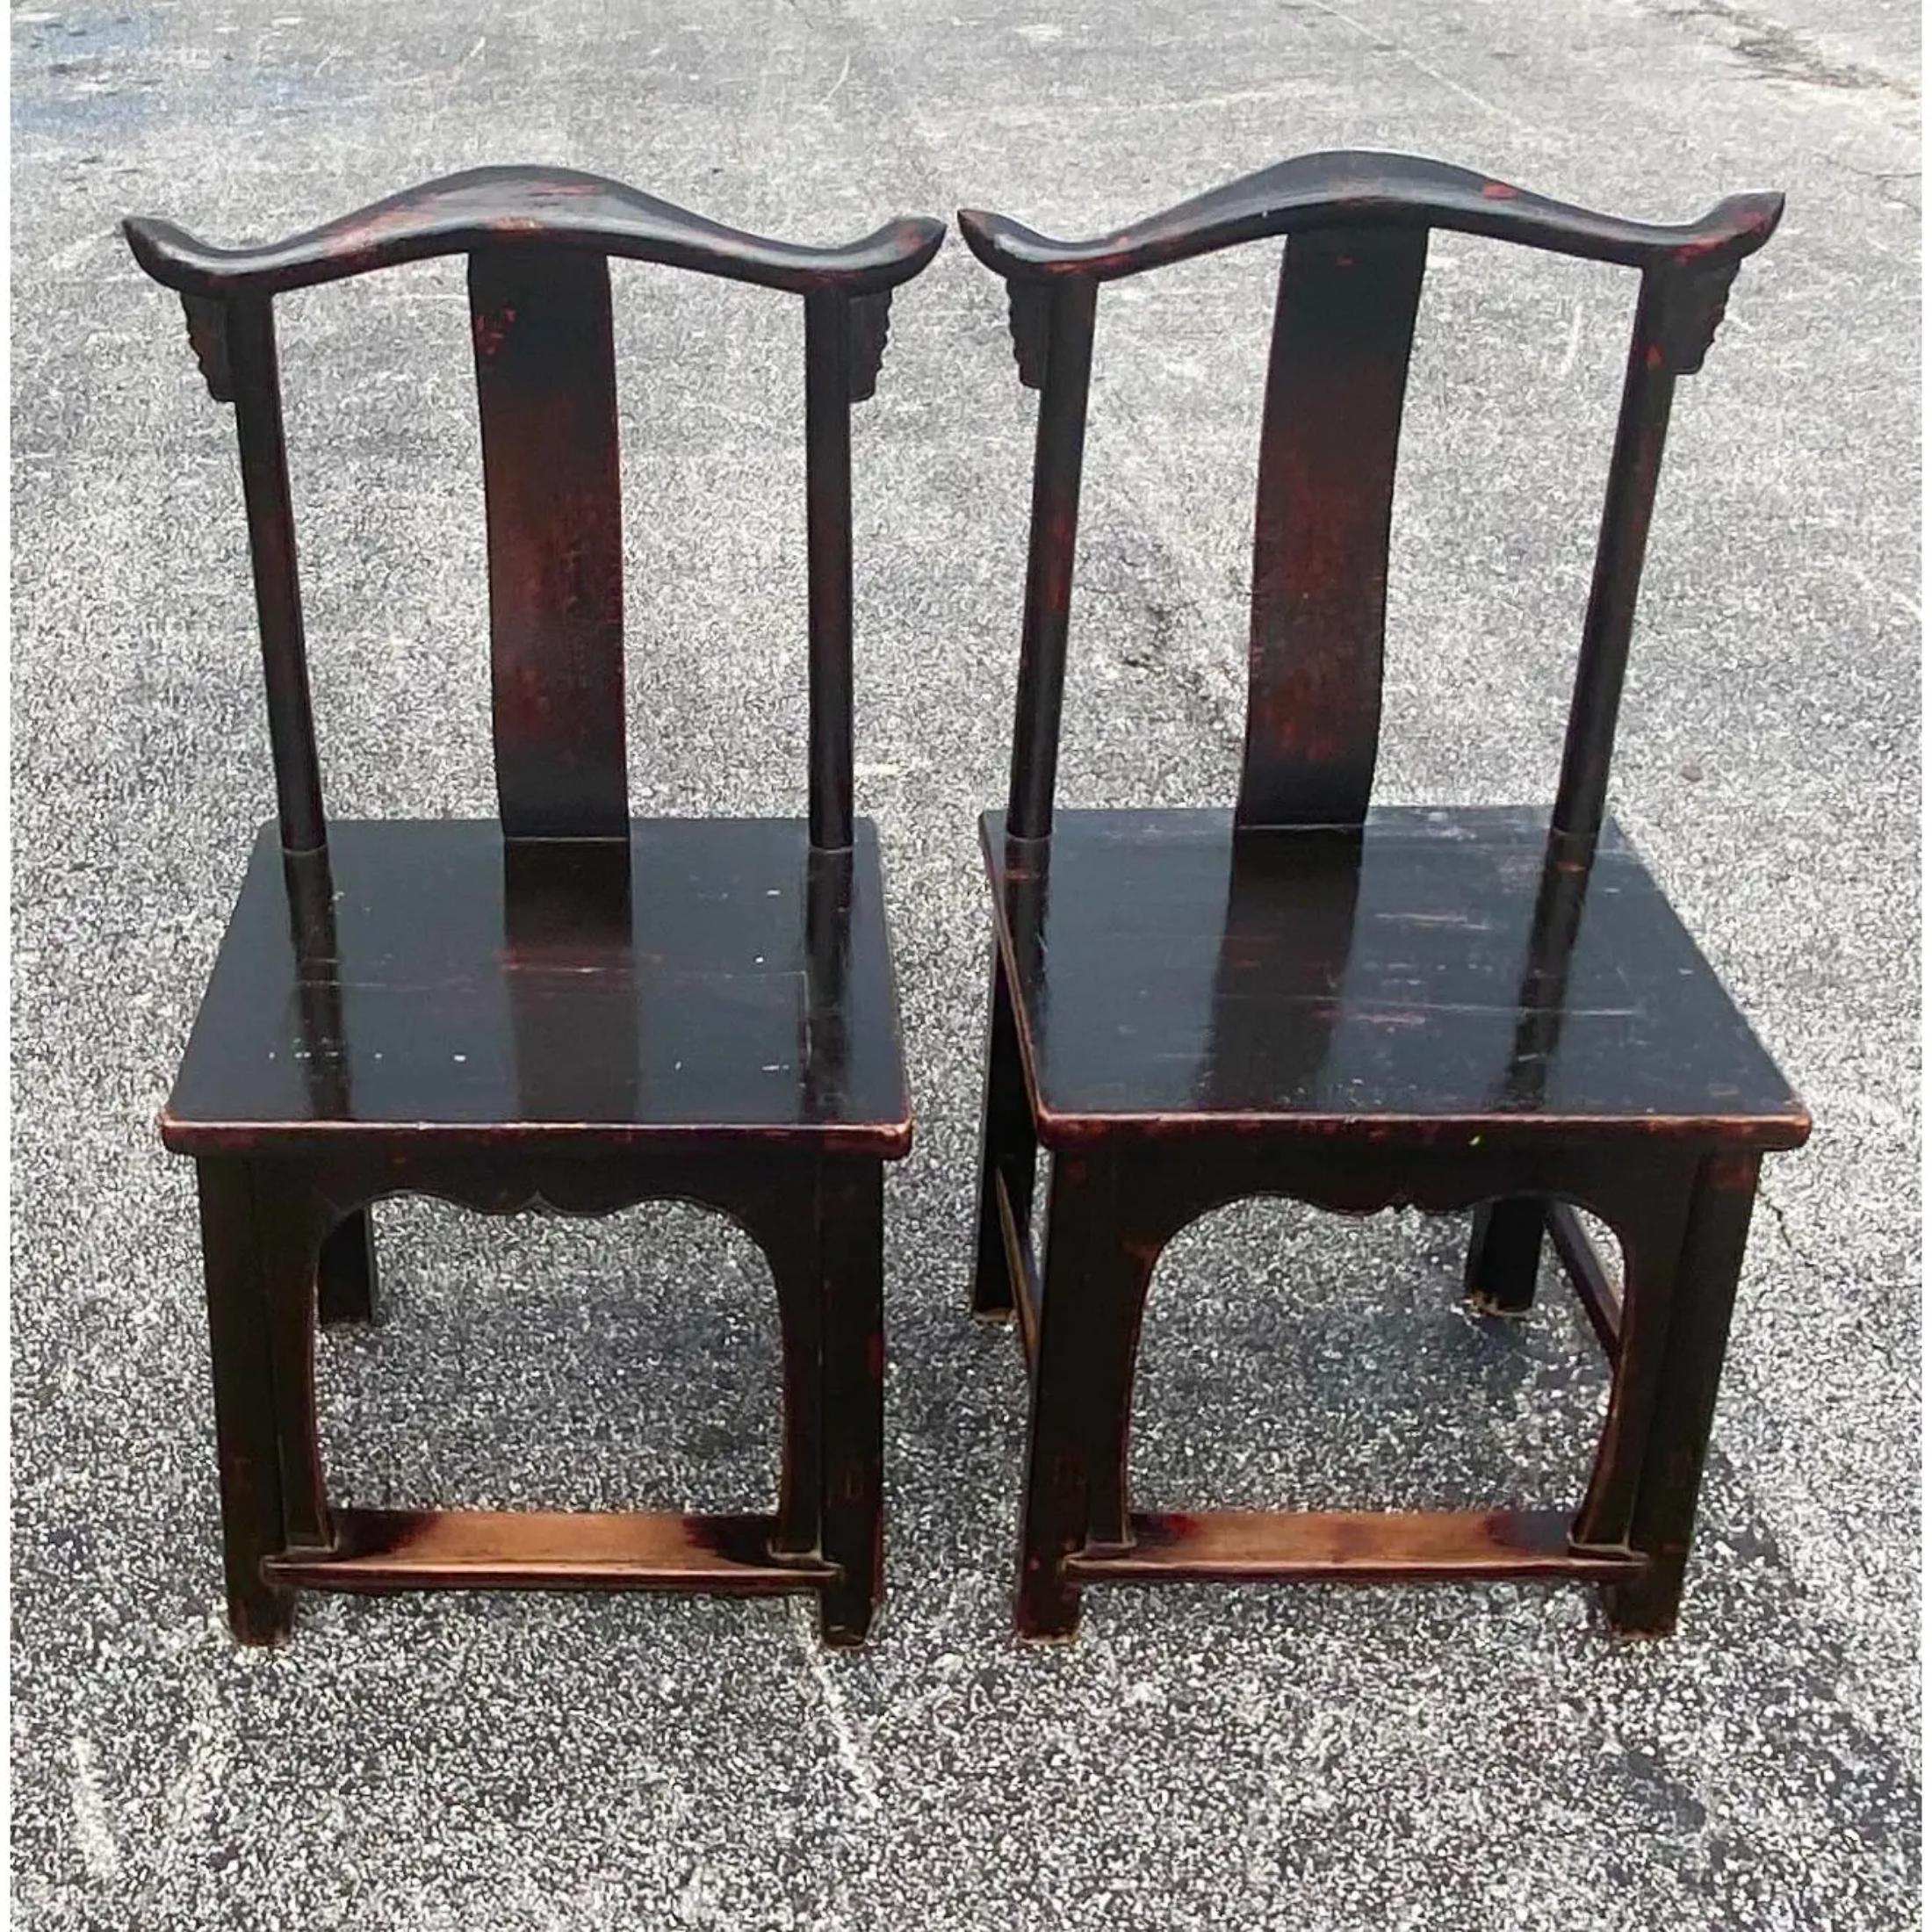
1069, 1509, 1646, 1584
961, 150, 1803, 1644
126, 167, 942, 1648
262, 1509, 837, 1593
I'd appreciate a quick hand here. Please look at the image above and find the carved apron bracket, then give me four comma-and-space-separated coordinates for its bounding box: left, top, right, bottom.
847, 291, 891, 403
180, 292, 234, 402
1656, 257, 1744, 376
1006, 280, 1051, 390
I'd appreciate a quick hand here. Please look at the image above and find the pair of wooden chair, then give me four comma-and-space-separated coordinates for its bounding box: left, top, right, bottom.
126, 154, 1806, 1651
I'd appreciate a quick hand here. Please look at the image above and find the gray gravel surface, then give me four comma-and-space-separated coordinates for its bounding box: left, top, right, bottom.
11, 0, 1920, 1926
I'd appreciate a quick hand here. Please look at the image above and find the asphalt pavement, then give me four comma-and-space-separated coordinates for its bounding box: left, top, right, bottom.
11, 0, 1921, 1925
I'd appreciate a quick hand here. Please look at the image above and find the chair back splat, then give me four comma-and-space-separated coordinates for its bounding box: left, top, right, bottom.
125, 167, 947, 856
957, 150, 1782, 847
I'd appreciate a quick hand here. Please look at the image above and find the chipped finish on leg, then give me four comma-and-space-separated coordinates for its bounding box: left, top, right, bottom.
316, 1208, 377, 1326
1604, 1153, 1761, 1635
250, 1166, 334, 1553
1464, 1199, 1546, 1317
194, 1159, 294, 1644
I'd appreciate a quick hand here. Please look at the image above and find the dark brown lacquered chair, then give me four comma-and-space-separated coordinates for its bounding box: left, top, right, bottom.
958, 153, 1808, 1640
126, 169, 942, 1647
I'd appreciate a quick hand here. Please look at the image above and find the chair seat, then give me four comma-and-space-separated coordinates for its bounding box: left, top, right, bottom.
983, 806, 1807, 1152
163, 818, 912, 1157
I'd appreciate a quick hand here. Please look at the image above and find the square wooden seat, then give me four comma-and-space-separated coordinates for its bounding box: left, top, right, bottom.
126, 166, 942, 1647
959, 152, 1806, 1641
163, 818, 910, 1158
982, 805, 1805, 1152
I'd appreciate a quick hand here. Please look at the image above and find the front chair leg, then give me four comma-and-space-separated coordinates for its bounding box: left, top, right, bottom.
194, 1159, 293, 1644
1604, 1153, 1760, 1637
1015, 1151, 1151, 1640
816, 1159, 885, 1647
766, 1164, 825, 1570
251, 1168, 335, 1557
1464, 1198, 1545, 1316
971, 945, 1036, 1320
317, 1208, 378, 1325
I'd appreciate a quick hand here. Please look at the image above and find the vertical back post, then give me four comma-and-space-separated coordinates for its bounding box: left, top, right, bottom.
804, 290, 856, 852
1550, 268, 1690, 853
227, 295, 328, 855
1005, 278, 1099, 842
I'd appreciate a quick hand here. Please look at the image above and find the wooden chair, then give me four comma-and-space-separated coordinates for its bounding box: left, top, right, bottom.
125, 169, 942, 1647
958, 153, 1808, 1640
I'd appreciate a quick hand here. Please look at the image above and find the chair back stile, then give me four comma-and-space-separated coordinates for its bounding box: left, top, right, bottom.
961, 152, 1783, 855
1004, 279, 1098, 843
224, 295, 327, 858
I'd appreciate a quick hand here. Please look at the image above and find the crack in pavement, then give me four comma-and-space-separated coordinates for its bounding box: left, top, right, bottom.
1641, 0, 1921, 98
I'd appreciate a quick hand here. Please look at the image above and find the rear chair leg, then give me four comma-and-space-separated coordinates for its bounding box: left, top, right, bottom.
1464, 1199, 1545, 1316
318, 1208, 378, 1325
195, 1159, 294, 1644
972, 946, 1036, 1320
1604, 1155, 1760, 1637
817, 1160, 884, 1647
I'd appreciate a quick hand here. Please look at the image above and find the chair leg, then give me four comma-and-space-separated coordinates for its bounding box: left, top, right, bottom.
317, 1208, 378, 1326
194, 1159, 293, 1644
971, 945, 1036, 1320
252, 1168, 333, 1554
1604, 1154, 1760, 1637
817, 1159, 884, 1647
766, 1164, 824, 1564
1015, 1151, 1154, 1640
1464, 1199, 1544, 1316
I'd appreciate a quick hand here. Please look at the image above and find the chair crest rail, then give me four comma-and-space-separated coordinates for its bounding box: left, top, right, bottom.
957, 149, 1782, 287
124, 163, 947, 299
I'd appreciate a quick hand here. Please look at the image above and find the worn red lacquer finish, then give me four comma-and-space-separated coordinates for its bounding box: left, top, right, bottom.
959, 151, 1803, 1640
127, 169, 943, 1647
